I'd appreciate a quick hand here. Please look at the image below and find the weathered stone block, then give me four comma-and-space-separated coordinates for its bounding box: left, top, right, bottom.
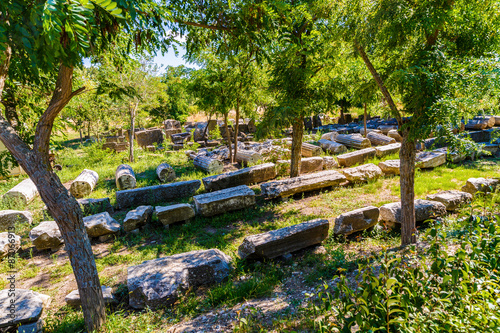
426, 190, 472, 211
193, 185, 255, 217
0, 289, 50, 330
261, 170, 346, 199
0, 232, 21, 259
127, 249, 232, 309
238, 219, 329, 260
154, 204, 195, 226
378, 160, 400, 175
461, 177, 499, 194
0, 210, 33, 232
4, 178, 38, 205
70, 169, 99, 198
379, 199, 447, 224
334, 206, 380, 235
83, 212, 120, 238
77, 198, 114, 216
340, 163, 383, 183
202, 163, 277, 192
123, 206, 153, 232
415, 150, 446, 169
29, 221, 63, 251
115, 180, 201, 210
375, 143, 401, 157
65, 286, 116, 308
336, 148, 377, 167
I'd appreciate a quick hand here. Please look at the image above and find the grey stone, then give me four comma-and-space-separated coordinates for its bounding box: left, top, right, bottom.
415, 150, 447, 169
154, 204, 195, 226
340, 163, 383, 183
70, 169, 99, 198
0, 210, 33, 232
0, 232, 21, 259
374, 143, 401, 158
276, 157, 324, 176
127, 249, 232, 309
29, 221, 64, 251
334, 206, 380, 235
123, 206, 153, 232
238, 219, 329, 260
0, 289, 50, 330
426, 190, 473, 211
461, 177, 499, 194
202, 163, 277, 192
193, 185, 255, 217
83, 212, 120, 238
65, 286, 116, 308
378, 160, 400, 175
3, 178, 38, 205
261, 170, 347, 199
379, 199, 447, 224
115, 180, 201, 210
323, 156, 339, 169
17, 318, 43, 333
336, 148, 377, 167
77, 198, 114, 216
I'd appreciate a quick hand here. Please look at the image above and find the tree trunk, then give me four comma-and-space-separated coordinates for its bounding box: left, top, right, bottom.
224, 112, 232, 163
399, 127, 417, 245
1, 85, 20, 129
0, 45, 11, 97
0, 60, 105, 331
129, 103, 138, 163
363, 103, 367, 138
79, 127, 83, 145
354, 41, 401, 123
233, 99, 240, 163
290, 116, 304, 178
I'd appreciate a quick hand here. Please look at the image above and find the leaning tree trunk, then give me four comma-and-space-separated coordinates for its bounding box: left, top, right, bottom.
0, 62, 106, 331
399, 127, 417, 245
233, 99, 240, 163
224, 112, 233, 163
290, 116, 304, 178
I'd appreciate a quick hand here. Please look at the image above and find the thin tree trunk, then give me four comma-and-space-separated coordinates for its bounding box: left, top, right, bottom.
233, 99, 240, 164
0, 61, 105, 331
290, 116, 304, 178
363, 103, 367, 137
354, 41, 401, 123
79, 127, 83, 145
129, 103, 138, 163
224, 112, 232, 162
1, 85, 20, 129
0, 45, 11, 97
400, 127, 417, 245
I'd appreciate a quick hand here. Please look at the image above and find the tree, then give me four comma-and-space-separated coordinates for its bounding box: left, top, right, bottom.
0, 1, 170, 330
337, 0, 500, 245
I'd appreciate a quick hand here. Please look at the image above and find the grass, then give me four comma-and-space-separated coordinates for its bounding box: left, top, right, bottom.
0, 135, 499, 332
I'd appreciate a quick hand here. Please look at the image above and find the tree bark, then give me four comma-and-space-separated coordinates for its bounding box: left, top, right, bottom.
0, 45, 11, 97
290, 116, 304, 178
1, 85, 20, 129
354, 41, 401, 123
0, 60, 105, 331
129, 102, 138, 163
399, 127, 417, 245
363, 103, 367, 138
224, 112, 233, 162
233, 98, 240, 163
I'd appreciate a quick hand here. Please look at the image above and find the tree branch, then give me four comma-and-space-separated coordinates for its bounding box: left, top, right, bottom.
173, 18, 235, 31
0, 45, 12, 98
33, 65, 85, 162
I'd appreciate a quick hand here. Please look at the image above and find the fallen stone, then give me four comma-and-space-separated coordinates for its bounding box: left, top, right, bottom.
29, 221, 64, 251
301, 143, 322, 157
3, 178, 38, 205
334, 206, 380, 235
426, 190, 473, 211
340, 163, 383, 183
17, 318, 43, 333
128, 249, 232, 309
415, 150, 447, 169
156, 163, 176, 183
461, 178, 500, 194
123, 206, 153, 232
70, 169, 99, 198
379, 199, 447, 224
323, 156, 339, 169
135, 128, 164, 147
387, 129, 402, 142
115, 164, 137, 190
336, 148, 377, 167
77, 198, 114, 216
154, 204, 196, 227
115, 180, 201, 210
276, 157, 324, 176
335, 134, 371, 149
193, 185, 255, 217
320, 131, 338, 141
378, 160, 400, 175
238, 219, 329, 260
260, 170, 347, 199
83, 212, 120, 238
0, 210, 33, 232
318, 139, 347, 154
375, 143, 401, 157
0, 289, 50, 330
202, 163, 277, 192
0, 232, 21, 259
65, 286, 116, 308
367, 132, 396, 146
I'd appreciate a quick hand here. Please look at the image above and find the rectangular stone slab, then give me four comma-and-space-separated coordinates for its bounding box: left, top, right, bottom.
202, 163, 277, 192
238, 219, 329, 260
374, 143, 401, 157
336, 148, 376, 167
415, 150, 446, 169
260, 170, 346, 199
193, 185, 255, 217
116, 180, 201, 209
